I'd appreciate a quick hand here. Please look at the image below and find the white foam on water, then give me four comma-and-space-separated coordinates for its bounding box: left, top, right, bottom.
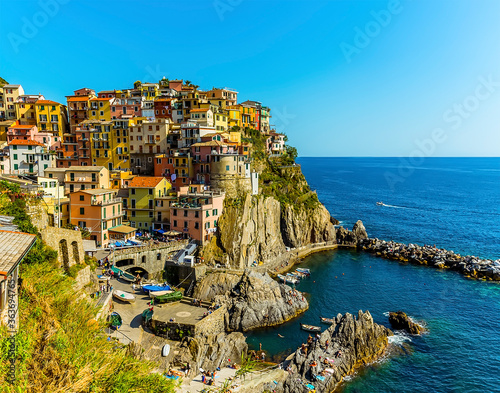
389, 331, 412, 345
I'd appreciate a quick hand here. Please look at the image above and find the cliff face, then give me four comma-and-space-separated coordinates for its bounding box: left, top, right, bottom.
283, 311, 392, 393
214, 193, 337, 268
281, 203, 336, 248
217, 194, 287, 268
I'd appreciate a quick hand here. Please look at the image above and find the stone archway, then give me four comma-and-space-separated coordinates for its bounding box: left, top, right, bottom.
116, 258, 134, 268
125, 266, 149, 279
59, 239, 69, 270
71, 241, 80, 264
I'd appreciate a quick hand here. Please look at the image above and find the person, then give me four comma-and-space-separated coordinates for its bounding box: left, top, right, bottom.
132, 283, 136, 291
261, 352, 265, 362
185, 362, 191, 377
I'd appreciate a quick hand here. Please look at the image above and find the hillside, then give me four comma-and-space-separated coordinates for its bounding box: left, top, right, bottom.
0, 183, 177, 393
0, 77, 8, 87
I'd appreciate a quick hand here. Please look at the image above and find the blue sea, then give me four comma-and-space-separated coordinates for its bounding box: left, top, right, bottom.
246, 158, 500, 393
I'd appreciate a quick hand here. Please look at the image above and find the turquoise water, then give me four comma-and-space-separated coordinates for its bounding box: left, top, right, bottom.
246, 158, 500, 392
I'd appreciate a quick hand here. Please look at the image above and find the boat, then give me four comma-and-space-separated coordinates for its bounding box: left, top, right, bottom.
154, 291, 183, 304
295, 268, 311, 275
287, 272, 302, 280
97, 275, 110, 282
110, 266, 136, 282
162, 344, 171, 357
142, 308, 154, 323
376, 201, 384, 206
112, 289, 136, 303
142, 284, 172, 293
277, 274, 299, 285
293, 270, 309, 278
320, 317, 334, 324
109, 312, 122, 329
149, 289, 174, 298
300, 323, 321, 333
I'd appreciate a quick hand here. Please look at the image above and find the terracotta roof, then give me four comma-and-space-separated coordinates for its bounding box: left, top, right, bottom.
9, 124, 35, 129
0, 230, 37, 276
8, 139, 44, 146
36, 100, 61, 105
67, 96, 89, 102
128, 176, 166, 188
90, 97, 112, 101
66, 166, 105, 172
98, 90, 115, 94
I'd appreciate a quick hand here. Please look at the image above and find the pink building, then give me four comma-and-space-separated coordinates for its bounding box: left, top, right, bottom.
6, 123, 60, 150
170, 185, 224, 245
110, 96, 142, 119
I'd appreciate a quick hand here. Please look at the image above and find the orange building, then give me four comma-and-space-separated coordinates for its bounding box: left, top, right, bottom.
69, 189, 123, 247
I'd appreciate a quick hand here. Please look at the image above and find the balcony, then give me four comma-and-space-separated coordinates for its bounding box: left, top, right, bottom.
91, 197, 122, 206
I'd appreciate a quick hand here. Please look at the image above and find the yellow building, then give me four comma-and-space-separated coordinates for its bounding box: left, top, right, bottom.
88, 120, 113, 169
214, 109, 229, 131
138, 82, 159, 99
241, 104, 256, 129
2, 84, 24, 120
110, 119, 132, 171
228, 105, 242, 128
15, 95, 43, 125
110, 170, 135, 189
34, 99, 68, 139
88, 97, 112, 121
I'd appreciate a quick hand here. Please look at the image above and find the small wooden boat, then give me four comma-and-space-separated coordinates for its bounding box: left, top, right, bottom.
110, 266, 136, 282
142, 308, 154, 323
287, 272, 302, 280
142, 284, 172, 293
300, 323, 321, 333
278, 274, 299, 285
293, 270, 308, 278
149, 289, 174, 298
162, 344, 171, 357
112, 289, 135, 303
109, 312, 122, 329
296, 268, 311, 275
320, 317, 334, 324
155, 291, 183, 304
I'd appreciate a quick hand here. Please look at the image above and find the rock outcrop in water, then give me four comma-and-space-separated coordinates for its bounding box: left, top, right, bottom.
389, 311, 425, 335
336, 219, 368, 245
197, 270, 308, 332
281, 311, 392, 393
359, 238, 500, 281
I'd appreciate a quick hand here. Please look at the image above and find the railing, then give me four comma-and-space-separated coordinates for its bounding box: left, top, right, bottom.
91, 197, 122, 206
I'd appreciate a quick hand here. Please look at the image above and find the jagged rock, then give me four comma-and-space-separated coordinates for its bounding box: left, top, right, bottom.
281, 203, 336, 248
214, 270, 308, 331
283, 311, 392, 393
352, 220, 368, 241
176, 332, 248, 372
388, 311, 425, 335
336, 220, 368, 245
193, 272, 241, 301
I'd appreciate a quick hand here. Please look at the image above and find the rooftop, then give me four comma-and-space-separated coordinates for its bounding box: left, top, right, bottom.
0, 230, 37, 276
78, 188, 115, 195
66, 166, 105, 172
128, 176, 166, 188
8, 139, 44, 146
108, 225, 137, 234
36, 100, 62, 105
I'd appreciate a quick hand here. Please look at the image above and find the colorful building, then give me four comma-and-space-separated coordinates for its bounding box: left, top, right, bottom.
125, 176, 172, 231
69, 189, 123, 247
15, 94, 44, 125
34, 99, 68, 138
8, 139, 56, 175
2, 84, 25, 120
170, 185, 225, 245
88, 97, 112, 121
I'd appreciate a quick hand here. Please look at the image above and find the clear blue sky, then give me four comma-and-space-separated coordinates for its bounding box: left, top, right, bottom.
1, 0, 499, 157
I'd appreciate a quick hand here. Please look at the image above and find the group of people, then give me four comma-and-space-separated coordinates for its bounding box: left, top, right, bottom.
201, 369, 217, 385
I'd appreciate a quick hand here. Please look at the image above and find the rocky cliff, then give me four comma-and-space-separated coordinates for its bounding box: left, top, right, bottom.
196, 270, 309, 332
282, 311, 392, 393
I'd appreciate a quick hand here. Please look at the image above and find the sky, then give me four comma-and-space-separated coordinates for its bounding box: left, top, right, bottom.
1, 0, 499, 157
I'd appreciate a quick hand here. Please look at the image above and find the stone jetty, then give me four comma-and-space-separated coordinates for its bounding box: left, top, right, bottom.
359, 238, 500, 281
277, 311, 392, 393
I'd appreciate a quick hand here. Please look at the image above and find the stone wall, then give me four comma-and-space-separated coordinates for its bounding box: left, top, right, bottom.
210, 175, 251, 198
40, 227, 85, 270
73, 265, 93, 292
112, 240, 188, 277
194, 304, 226, 337
26, 201, 49, 231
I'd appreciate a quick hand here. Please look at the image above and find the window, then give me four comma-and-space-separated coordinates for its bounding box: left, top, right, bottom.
148, 188, 153, 195
131, 188, 135, 195
183, 210, 188, 217
103, 221, 107, 230
184, 221, 188, 228
14, 164, 18, 170
131, 199, 136, 208
131, 211, 136, 217
194, 222, 199, 229
148, 200, 153, 209
149, 211, 153, 218
70, 173, 75, 181
173, 209, 177, 216
205, 222, 210, 229
80, 207, 85, 214
13, 154, 17, 160
194, 211, 199, 218
173, 220, 177, 227
79, 195, 84, 201
212, 209, 218, 216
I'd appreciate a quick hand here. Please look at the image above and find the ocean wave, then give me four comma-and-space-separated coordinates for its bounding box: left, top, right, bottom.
388, 331, 413, 345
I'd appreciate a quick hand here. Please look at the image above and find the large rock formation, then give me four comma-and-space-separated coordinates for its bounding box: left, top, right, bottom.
336, 220, 368, 245
218, 194, 287, 269
193, 272, 241, 301
281, 203, 336, 248
282, 311, 392, 393
200, 270, 308, 332
389, 311, 425, 335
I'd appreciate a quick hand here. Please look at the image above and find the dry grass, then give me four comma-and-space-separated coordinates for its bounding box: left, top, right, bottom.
0, 259, 178, 393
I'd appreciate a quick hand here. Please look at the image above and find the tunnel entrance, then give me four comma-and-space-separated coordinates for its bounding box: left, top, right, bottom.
116, 258, 134, 268
125, 266, 149, 279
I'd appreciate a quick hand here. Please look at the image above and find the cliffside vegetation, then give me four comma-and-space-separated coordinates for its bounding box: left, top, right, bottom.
0, 185, 177, 393
0, 77, 7, 87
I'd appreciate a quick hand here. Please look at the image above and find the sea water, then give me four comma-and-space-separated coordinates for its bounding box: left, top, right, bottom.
246, 158, 500, 393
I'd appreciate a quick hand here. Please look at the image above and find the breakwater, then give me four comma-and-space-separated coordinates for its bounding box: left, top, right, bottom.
359, 238, 500, 281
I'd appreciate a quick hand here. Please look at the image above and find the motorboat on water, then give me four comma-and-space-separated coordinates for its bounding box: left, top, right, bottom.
376, 202, 384, 206
300, 323, 321, 333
